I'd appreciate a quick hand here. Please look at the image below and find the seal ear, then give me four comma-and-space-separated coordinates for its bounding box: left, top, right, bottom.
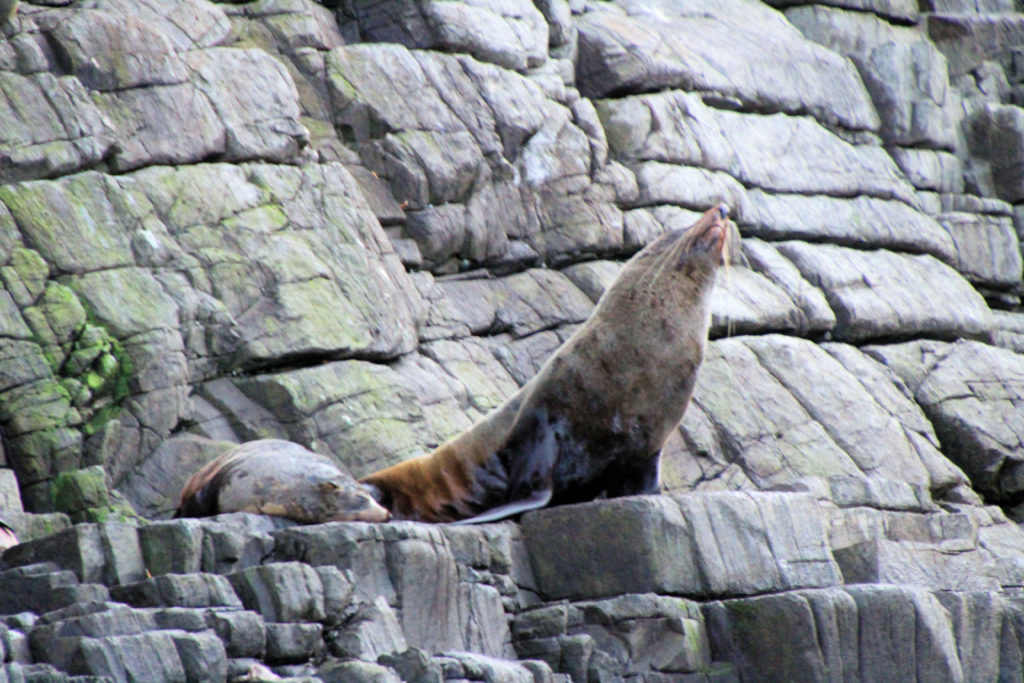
318, 481, 340, 492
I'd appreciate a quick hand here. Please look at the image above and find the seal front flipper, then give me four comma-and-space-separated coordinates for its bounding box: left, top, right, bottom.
448, 486, 552, 525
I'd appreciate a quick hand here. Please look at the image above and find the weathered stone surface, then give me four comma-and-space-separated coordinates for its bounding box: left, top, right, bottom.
185, 48, 309, 163
227, 562, 326, 624
263, 622, 323, 664
669, 336, 968, 504
928, 12, 1024, 78
787, 6, 957, 149
513, 594, 711, 680
598, 91, 914, 203
325, 43, 616, 267
0, 72, 114, 184
318, 658, 402, 683
110, 573, 241, 609
889, 148, 965, 194
0, 563, 109, 616
338, 0, 549, 73
704, 585, 964, 682
743, 191, 956, 262
0, 523, 143, 586
966, 103, 1024, 203
170, 630, 228, 683
769, 0, 918, 22
577, 0, 878, 132
867, 340, 1024, 504
522, 492, 839, 601
776, 242, 992, 342
937, 211, 1023, 288
327, 596, 407, 662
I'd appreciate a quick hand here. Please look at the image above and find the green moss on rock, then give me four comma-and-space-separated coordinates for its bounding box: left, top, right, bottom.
51, 464, 110, 514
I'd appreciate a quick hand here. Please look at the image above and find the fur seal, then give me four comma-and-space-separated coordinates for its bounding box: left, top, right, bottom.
361, 203, 732, 523
174, 439, 390, 523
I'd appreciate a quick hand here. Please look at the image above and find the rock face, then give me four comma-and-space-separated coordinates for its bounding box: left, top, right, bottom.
1, 0, 1024, 681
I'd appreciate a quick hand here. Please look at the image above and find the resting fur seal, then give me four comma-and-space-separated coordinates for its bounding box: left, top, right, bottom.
174, 439, 390, 523
361, 203, 732, 523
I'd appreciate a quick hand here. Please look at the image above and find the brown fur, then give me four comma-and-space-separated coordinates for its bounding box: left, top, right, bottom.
362, 204, 732, 523
175, 439, 390, 523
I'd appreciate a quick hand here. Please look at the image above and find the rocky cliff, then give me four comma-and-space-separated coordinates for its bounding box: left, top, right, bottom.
2, 0, 1024, 681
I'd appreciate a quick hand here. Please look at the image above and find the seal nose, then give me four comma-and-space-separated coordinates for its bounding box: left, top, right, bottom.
717, 204, 730, 221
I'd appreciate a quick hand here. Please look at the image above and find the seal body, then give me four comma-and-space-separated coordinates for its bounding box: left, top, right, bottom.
174, 439, 390, 523
361, 204, 732, 523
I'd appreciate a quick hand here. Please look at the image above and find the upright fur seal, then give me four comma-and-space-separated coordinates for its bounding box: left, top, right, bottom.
174, 439, 390, 523
361, 203, 732, 523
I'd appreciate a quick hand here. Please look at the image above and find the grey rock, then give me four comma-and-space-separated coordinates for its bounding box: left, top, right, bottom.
40, 631, 190, 682
928, 12, 1024, 78
522, 492, 838, 601
185, 48, 309, 164
673, 336, 966, 502
0, 469, 21, 513
271, 523, 394, 604
327, 596, 407, 662
377, 648, 443, 683
710, 264, 823, 338
704, 585, 964, 682
433, 651, 540, 683
577, 0, 877, 132
787, 6, 956, 149
966, 104, 1024, 203
937, 211, 1022, 289
314, 565, 355, 627
742, 239, 837, 336
514, 594, 710, 679
889, 148, 965, 194
36, 7, 189, 92
0, 523, 142, 586
381, 522, 513, 657
867, 340, 1024, 504
770, 0, 918, 22
0, 563, 106, 616
227, 562, 326, 624
597, 91, 913, 203
109, 573, 241, 609
264, 622, 324, 665
993, 310, 1024, 354
169, 630, 228, 683
0, 72, 115, 184
425, 270, 593, 340
206, 609, 267, 659
776, 242, 992, 342
95, 81, 226, 173
743, 191, 956, 263
317, 659, 402, 683
99, 0, 232, 51
338, 0, 548, 72
139, 520, 204, 576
